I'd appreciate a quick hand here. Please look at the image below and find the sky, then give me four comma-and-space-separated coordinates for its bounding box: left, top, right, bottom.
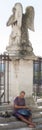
0, 0, 42, 57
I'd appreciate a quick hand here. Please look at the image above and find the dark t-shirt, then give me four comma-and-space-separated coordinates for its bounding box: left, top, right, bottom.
14, 96, 25, 113
13, 96, 32, 117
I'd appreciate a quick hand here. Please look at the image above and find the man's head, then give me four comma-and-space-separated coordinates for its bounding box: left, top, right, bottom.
20, 91, 25, 98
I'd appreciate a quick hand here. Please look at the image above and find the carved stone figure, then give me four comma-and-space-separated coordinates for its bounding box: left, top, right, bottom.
6, 3, 23, 46
6, 3, 35, 57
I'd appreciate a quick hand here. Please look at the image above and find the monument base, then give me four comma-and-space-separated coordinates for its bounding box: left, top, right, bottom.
6, 45, 37, 101
9, 57, 34, 101
6, 44, 37, 60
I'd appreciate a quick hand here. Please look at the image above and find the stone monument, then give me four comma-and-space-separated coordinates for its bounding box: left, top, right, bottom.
6, 3, 35, 59
6, 3, 36, 100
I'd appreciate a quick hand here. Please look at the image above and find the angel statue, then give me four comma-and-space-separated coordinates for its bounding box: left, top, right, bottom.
6, 3, 35, 57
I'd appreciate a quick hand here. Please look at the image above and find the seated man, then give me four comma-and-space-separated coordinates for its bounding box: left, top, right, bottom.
13, 91, 36, 128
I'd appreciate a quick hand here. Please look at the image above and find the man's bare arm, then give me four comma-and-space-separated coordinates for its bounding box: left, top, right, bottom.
14, 104, 27, 109
14, 104, 31, 110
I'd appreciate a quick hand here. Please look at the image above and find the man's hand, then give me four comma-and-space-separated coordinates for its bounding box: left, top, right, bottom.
23, 106, 31, 111
24, 106, 32, 111
22, 106, 27, 109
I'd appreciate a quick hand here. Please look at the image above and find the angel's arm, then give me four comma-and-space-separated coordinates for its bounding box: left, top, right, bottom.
6, 15, 15, 26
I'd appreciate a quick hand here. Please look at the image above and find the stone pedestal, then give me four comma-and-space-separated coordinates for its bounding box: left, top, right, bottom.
8, 58, 34, 101
6, 42, 37, 101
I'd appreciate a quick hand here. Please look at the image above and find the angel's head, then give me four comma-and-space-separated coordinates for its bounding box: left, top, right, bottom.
12, 3, 23, 27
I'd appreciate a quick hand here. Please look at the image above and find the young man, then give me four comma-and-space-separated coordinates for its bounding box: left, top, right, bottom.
13, 91, 36, 128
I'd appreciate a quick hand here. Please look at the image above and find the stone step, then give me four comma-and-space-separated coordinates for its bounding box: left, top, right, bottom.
32, 108, 42, 113
37, 102, 42, 106
0, 116, 18, 123
0, 121, 27, 129
0, 115, 42, 124
0, 121, 42, 130
0, 104, 42, 113
0, 104, 12, 111
13, 125, 42, 130
0, 108, 42, 119
33, 117, 42, 124
0, 128, 42, 130
0, 110, 42, 120
37, 99, 42, 106
32, 113, 42, 118
14, 125, 42, 130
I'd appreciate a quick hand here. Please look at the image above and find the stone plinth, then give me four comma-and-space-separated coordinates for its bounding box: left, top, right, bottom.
9, 58, 34, 101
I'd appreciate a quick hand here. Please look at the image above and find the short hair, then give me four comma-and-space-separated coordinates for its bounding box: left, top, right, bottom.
20, 91, 25, 95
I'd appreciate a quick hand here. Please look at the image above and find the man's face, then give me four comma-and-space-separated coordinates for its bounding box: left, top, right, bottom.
20, 92, 25, 98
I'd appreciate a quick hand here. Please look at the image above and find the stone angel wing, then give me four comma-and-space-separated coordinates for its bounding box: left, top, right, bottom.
25, 6, 35, 31
6, 14, 15, 26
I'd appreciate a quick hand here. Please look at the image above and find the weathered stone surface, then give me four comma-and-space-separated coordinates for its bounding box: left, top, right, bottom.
6, 3, 35, 58
0, 121, 27, 129
5, 2, 37, 102
0, 121, 42, 130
